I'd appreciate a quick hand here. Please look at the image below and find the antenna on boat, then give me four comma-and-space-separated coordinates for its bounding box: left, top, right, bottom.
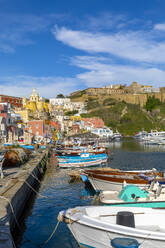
122, 180, 127, 189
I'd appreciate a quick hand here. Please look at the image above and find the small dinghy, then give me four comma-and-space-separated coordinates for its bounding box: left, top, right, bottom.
58, 206, 165, 248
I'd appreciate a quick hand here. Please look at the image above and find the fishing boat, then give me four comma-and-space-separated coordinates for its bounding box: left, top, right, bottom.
81, 169, 163, 192
56, 148, 108, 156
58, 206, 165, 248
58, 158, 107, 169
99, 183, 165, 208
57, 153, 108, 162
55, 141, 110, 157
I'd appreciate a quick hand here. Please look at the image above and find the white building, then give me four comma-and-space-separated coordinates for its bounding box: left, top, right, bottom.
50, 98, 71, 106
91, 128, 113, 138
143, 86, 160, 93
50, 97, 86, 115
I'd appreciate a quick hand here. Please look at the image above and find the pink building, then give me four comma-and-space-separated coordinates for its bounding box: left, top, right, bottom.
82, 117, 105, 129
25, 120, 45, 138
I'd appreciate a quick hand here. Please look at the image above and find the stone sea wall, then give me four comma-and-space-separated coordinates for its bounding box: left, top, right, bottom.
0, 149, 51, 248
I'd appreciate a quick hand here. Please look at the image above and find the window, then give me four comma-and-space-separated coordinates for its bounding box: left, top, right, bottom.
36, 124, 39, 128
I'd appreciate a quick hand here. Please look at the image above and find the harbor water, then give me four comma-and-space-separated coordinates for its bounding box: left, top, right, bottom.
16, 138, 165, 247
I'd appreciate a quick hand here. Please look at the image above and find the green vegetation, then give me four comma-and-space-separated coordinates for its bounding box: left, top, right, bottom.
81, 99, 165, 136
103, 98, 117, 106
86, 97, 100, 110
72, 92, 165, 135
145, 96, 161, 112
65, 110, 78, 116
70, 90, 86, 99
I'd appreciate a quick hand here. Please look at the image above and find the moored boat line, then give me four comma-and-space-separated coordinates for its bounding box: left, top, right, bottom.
55, 138, 110, 168
12, 137, 165, 248
56, 138, 165, 247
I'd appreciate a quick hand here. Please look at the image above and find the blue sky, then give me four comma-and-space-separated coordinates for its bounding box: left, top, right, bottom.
1, 0, 165, 97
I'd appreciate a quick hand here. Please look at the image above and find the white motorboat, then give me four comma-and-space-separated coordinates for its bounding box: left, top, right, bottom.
99, 183, 165, 208
112, 131, 122, 141
58, 206, 165, 248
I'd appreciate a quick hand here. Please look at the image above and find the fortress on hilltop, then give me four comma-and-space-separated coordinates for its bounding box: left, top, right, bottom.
70, 82, 165, 107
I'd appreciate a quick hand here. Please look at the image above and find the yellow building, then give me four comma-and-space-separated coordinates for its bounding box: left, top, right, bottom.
15, 109, 30, 123
23, 88, 49, 113
70, 115, 82, 121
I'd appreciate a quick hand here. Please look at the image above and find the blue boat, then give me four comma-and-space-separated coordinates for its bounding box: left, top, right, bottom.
4, 143, 35, 150
57, 152, 108, 162
20, 145, 35, 150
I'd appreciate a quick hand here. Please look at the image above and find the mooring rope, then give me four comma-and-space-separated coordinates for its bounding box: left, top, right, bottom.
23, 179, 48, 199
40, 221, 60, 246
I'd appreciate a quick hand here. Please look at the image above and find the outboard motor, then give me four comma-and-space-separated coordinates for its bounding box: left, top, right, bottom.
116, 211, 135, 228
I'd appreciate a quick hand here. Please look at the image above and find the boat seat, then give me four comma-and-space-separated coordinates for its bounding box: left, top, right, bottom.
85, 208, 100, 218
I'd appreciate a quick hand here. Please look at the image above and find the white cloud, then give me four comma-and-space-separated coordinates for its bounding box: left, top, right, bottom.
1, 59, 165, 97
53, 26, 165, 64
0, 75, 81, 97
72, 56, 165, 87
154, 23, 165, 31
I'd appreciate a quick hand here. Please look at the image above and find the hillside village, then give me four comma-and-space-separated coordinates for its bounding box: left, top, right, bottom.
0, 82, 165, 144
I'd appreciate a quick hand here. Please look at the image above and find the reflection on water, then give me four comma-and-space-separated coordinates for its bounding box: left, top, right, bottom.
109, 137, 165, 152
80, 186, 96, 199
17, 138, 165, 248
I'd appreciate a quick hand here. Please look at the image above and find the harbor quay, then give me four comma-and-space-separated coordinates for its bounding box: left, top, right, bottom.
0, 147, 52, 248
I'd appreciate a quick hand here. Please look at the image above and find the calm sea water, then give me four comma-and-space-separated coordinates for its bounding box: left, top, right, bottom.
16, 138, 165, 248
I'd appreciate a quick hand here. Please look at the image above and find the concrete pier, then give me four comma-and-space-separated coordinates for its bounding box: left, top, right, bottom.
0, 149, 51, 248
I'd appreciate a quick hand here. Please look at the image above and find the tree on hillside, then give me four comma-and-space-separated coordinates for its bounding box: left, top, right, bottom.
56, 94, 65, 98
65, 110, 78, 116
145, 96, 161, 112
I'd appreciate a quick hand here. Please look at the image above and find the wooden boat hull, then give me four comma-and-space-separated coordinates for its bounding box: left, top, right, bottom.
59, 159, 106, 168
58, 155, 108, 163
56, 150, 107, 156
84, 169, 163, 192
88, 176, 148, 192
